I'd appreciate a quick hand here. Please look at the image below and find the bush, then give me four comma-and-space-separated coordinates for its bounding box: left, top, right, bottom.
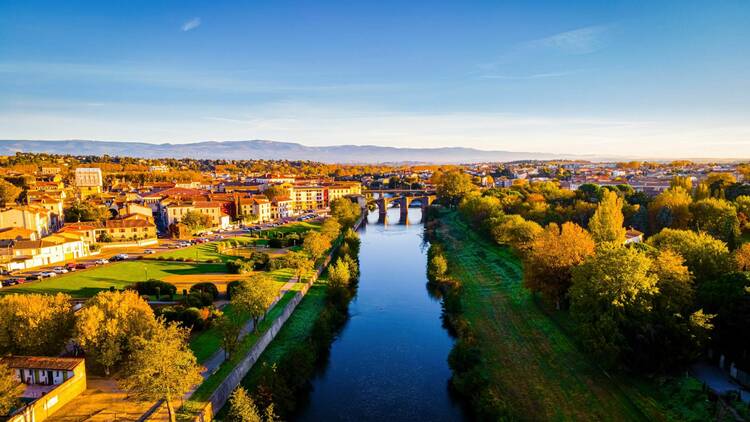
227, 280, 242, 300
269, 238, 288, 248
190, 282, 219, 300
184, 291, 213, 307
134, 279, 177, 297
226, 259, 254, 274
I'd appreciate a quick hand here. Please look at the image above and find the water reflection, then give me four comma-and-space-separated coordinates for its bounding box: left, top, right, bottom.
295, 208, 466, 422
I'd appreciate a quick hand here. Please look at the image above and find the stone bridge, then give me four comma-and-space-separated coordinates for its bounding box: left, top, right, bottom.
364, 190, 437, 223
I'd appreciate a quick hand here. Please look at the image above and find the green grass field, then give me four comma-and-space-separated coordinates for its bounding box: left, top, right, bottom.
436, 211, 670, 421
0, 261, 227, 298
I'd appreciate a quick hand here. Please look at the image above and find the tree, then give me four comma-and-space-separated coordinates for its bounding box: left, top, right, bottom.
649, 187, 693, 232
64, 200, 111, 223
670, 176, 693, 192
0, 179, 21, 207
303, 231, 330, 260
689, 198, 740, 247
0, 293, 74, 356
263, 185, 289, 202
436, 170, 477, 206
490, 214, 543, 252
0, 362, 22, 415
330, 197, 361, 228
569, 244, 658, 367
459, 193, 502, 229
697, 272, 750, 363
231, 274, 278, 332
588, 190, 626, 243
705, 172, 736, 197
733, 242, 750, 271
320, 218, 342, 241
120, 320, 203, 422
218, 315, 242, 360
281, 251, 314, 282
75, 290, 158, 375
524, 222, 595, 309
734, 195, 750, 232
328, 258, 351, 288
227, 387, 263, 422
428, 253, 448, 282
648, 228, 731, 284
181, 210, 212, 230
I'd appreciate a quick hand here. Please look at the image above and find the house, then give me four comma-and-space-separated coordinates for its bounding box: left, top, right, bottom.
0, 227, 39, 241
74, 168, 103, 198
59, 222, 101, 244
102, 218, 157, 241
0, 206, 54, 238
624, 229, 644, 244
237, 196, 272, 223
0, 232, 89, 271
2, 356, 87, 422
271, 197, 294, 220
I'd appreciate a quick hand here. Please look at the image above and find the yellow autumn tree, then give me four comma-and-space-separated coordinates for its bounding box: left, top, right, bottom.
588, 190, 626, 244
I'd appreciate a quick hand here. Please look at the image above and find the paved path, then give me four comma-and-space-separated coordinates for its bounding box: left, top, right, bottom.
691, 362, 750, 403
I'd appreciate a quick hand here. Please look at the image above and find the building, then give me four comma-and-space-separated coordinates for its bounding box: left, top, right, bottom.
290, 186, 326, 212
0, 232, 89, 271
102, 218, 157, 241
0, 206, 53, 238
237, 196, 272, 223
271, 197, 294, 220
74, 168, 103, 197
2, 356, 87, 422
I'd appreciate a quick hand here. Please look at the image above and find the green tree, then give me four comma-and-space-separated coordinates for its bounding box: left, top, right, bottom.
303, 231, 331, 260
75, 290, 158, 375
320, 218, 342, 241
0, 180, 21, 207
181, 210, 212, 230
120, 320, 203, 422
330, 197, 361, 228
0, 293, 74, 356
649, 187, 693, 231
263, 185, 289, 202
231, 274, 278, 332
689, 198, 740, 246
588, 190, 626, 243
0, 362, 22, 415
490, 214, 543, 252
570, 244, 658, 367
648, 228, 731, 284
328, 258, 351, 288
64, 200, 111, 223
436, 170, 477, 206
428, 253, 448, 282
218, 315, 242, 360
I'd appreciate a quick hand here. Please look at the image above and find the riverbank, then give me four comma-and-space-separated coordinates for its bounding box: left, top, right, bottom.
429, 209, 717, 421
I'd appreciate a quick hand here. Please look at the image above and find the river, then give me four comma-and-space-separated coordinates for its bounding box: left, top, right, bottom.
296, 207, 466, 421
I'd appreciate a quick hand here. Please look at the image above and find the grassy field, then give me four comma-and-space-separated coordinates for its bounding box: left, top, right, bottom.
0, 261, 227, 298
436, 211, 670, 421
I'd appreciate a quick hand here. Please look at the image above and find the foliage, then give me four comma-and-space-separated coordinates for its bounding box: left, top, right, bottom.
64, 200, 110, 223
0, 179, 21, 207
227, 258, 255, 275
490, 214, 543, 252
134, 279, 177, 298
190, 282, 219, 300
0, 293, 74, 357
231, 274, 279, 332
218, 314, 243, 360
570, 244, 658, 367
435, 170, 477, 206
696, 272, 750, 364
733, 242, 750, 271
227, 386, 264, 422
649, 187, 693, 232
648, 228, 731, 284
330, 197, 361, 228
0, 363, 22, 416
428, 253, 448, 282
263, 185, 289, 202
120, 320, 202, 422
689, 198, 740, 247
320, 218, 342, 241
181, 210, 213, 230
459, 193, 502, 229
303, 231, 331, 260
327, 258, 352, 289
75, 290, 158, 375
524, 222, 595, 308
588, 190, 626, 243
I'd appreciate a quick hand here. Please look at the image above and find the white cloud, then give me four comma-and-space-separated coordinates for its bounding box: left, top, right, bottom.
181, 17, 201, 32
526, 25, 611, 55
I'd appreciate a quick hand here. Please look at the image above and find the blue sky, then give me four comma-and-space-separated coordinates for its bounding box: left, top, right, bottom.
1, 0, 749, 158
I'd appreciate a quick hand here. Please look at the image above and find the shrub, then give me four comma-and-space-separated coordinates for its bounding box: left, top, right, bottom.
134, 279, 177, 297
227, 280, 242, 300
227, 259, 254, 274
190, 282, 219, 300
184, 291, 213, 307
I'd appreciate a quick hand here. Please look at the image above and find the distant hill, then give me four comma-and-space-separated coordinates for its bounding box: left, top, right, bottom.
0, 139, 596, 163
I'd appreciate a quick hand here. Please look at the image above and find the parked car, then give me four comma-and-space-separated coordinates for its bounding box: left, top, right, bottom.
143, 249, 156, 254
25, 273, 42, 281
52, 266, 69, 274
94, 258, 109, 265
2, 277, 23, 286
111, 254, 129, 261
76, 262, 95, 270
65, 263, 78, 271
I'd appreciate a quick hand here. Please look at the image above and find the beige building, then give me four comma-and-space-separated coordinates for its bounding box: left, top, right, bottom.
0, 206, 53, 237
238, 196, 272, 223
74, 167, 103, 197
0, 232, 89, 271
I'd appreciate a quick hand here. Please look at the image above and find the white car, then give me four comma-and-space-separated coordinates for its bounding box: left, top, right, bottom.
53, 267, 68, 274
95, 259, 109, 265
143, 249, 156, 254
40, 271, 57, 278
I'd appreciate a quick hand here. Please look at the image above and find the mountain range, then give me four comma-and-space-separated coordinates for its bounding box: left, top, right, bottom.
0, 139, 604, 163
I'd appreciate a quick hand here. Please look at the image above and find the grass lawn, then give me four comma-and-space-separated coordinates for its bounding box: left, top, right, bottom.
436, 210, 671, 420
260, 221, 321, 236
0, 261, 227, 298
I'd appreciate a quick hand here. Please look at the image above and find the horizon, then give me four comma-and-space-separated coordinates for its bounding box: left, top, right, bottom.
2, 1, 749, 158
